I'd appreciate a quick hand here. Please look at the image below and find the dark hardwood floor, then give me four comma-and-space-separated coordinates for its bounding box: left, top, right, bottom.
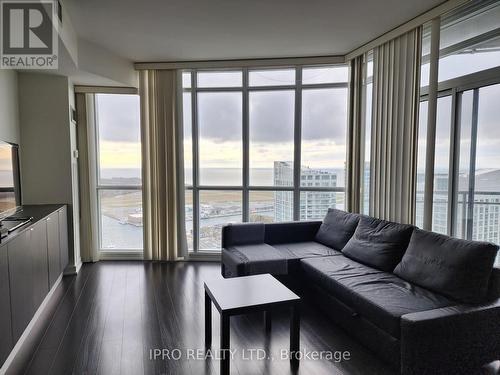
18, 261, 394, 375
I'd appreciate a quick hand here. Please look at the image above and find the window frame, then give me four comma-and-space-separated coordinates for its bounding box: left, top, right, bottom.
418, 48, 500, 238
90, 93, 144, 259
183, 65, 348, 255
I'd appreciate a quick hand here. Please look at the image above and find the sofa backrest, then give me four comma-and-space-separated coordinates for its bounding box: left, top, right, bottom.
264, 221, 322, 244
222, 223, 265, 248
394, 228, 499, 304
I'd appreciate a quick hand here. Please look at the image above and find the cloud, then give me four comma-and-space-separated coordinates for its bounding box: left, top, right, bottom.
198, 92, 242, 142
195, 88, 348, 144
301, 140, 346, 168
97, 94, 141, 142
99, 140, 140, 168
301, 89, 347, 142
249, 91, 294, 142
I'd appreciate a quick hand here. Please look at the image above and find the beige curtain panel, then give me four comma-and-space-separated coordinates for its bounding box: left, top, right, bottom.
370, 27, 422, 224
139, 70, 187, 261
75, 93, 98, 262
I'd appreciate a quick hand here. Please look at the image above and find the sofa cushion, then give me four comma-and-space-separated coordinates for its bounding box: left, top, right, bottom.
301, 255, 454, 338
222, 243, 287, 277
341, 216, 414, 272
274, 241, 341, 260
314, 209, 360, 251
394, 229, 499, 303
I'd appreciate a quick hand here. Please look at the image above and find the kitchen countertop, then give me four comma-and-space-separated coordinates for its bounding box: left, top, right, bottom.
0, 204, 66, 247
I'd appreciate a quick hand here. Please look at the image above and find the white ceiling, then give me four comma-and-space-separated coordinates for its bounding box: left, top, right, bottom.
65, 0, 445, 62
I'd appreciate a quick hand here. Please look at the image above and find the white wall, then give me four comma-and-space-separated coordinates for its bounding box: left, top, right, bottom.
17, 72, 82, 272
78, 39, 138, 88
18, 73, 73, 205
0, 70, 20, 144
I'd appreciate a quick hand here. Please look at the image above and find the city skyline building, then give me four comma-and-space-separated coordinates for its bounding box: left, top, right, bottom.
273, 161, 341, 221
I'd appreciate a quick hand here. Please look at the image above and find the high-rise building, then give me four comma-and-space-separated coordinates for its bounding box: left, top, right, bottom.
273, 161, 340, 221
362, 162, 370, 215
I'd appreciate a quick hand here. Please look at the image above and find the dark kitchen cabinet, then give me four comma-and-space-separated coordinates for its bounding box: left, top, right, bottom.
46, 212, 60, 288
8, 231, 34, 342
31, 221, 49, 310
59, 206, 69, 272
0, 244, 13, 365
1, 205, 70, 369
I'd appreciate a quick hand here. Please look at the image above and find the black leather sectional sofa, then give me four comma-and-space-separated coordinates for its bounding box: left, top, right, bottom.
221, 209, 500, 375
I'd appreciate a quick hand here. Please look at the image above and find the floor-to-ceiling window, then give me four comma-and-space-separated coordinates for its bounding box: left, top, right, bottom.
93, 94, 143, 254
182, 66, 348, 253
417, 0, 500, 265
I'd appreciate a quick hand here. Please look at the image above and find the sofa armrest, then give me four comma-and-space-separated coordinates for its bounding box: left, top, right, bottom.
221, 223, 265, 248
264, 221, 322, 244
400, 299, 500, 375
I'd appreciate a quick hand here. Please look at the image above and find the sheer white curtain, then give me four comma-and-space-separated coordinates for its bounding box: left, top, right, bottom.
139, 70, 187, 261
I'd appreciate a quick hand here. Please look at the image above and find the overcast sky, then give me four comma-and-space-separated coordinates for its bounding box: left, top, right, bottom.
0, 144, 12, 171
418, 77, 500, 173
0, 144, 14, 187
97, 94, 141, 170
97, 94, 141, 143
97, 62, 499, 174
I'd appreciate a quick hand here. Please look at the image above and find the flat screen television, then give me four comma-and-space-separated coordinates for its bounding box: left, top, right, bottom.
0, 141, 21, 218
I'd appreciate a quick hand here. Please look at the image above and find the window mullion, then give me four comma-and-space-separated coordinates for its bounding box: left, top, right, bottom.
447, 88, 459, 236
360, 53, 368, 215
466, 88, 479, 240
191, 70, 200, 252
242, 68, 249, 222
293, 67, 302, 221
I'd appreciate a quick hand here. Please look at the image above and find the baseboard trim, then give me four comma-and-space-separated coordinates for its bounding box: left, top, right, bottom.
187, 252, 221, 262
63, 259, 82, 275
98, 251, 144, 260
0, 274, 63, 375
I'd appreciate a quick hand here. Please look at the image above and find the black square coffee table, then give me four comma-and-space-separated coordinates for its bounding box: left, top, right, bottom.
204, 273, 301, 375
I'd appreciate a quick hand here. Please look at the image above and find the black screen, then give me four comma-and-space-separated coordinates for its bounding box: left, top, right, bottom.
0, 141, 21, 215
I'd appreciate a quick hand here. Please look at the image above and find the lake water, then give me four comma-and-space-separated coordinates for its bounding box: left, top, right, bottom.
101, 215, 143, 249
100, 167, 345, 187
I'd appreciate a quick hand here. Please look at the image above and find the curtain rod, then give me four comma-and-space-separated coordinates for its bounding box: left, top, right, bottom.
74, 86, 138, 94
